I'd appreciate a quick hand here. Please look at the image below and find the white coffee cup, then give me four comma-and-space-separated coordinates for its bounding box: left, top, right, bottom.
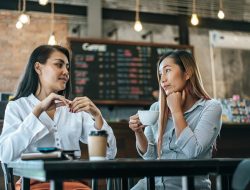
87, 130, 108, 161
138, 110, 159, 126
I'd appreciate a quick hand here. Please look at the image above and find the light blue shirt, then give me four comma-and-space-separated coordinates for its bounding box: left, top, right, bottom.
133, 99, 222, 190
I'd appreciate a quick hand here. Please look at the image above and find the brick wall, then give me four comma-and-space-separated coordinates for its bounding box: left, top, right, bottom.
0, 11, 68, 93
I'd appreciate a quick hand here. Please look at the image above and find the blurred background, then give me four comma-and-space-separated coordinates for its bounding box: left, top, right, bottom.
1, 0, 250, 188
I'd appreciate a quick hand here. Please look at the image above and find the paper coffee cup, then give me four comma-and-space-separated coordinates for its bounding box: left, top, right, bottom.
88, 130, 108, 160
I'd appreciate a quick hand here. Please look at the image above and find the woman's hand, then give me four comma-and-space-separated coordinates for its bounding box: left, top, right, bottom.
166, 89, 186, 114
70, 96, 103, 129
129, 114, 148, 153
167, 89, 188, 138
70, 97, 101, 118
129, 114, 144, 133
33, 93, 71, 116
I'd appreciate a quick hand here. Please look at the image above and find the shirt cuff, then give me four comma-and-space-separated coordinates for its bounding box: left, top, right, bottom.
25, 113, 50, 136
99, 118, 109, 129
136, 142, 157, 160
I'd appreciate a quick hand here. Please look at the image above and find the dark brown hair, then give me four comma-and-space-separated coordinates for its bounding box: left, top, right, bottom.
12, 45, 71, 100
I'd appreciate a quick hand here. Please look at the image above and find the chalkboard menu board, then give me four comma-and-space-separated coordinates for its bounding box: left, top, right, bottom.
68, 38, 193, 105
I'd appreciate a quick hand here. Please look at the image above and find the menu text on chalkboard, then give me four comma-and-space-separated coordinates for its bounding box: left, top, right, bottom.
68, 38, 193, 105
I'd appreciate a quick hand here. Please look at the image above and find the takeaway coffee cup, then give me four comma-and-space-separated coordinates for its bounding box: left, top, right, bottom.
138, 110, 159, 126
88, 130, 108, 160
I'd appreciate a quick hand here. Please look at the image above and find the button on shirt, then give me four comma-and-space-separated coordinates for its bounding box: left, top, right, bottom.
136, 99, 222, 190
0, 94, 117, 162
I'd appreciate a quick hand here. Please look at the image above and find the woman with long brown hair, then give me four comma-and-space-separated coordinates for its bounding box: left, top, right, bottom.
0, 45, 117, 190
129, 50, 222, 189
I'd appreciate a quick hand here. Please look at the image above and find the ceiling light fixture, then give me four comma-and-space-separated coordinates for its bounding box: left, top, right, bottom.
16, 0, 23, 29
191, 0, 199, 26
16, 21, 23, 29
218, 0, 225, 19
48, 0, 57, 45
39, 0, 49, 6
134, 0, 143, 32
18, 0, 30, 25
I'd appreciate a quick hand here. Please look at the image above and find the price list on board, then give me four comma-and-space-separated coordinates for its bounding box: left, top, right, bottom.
69, 39, 193, 105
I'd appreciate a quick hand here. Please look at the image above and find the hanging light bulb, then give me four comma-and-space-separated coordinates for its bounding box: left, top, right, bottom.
48, 32, 57, 45
16, 0, 23, 29
218, 10, 225, 19
218, 0, 225, 19
191, 13, 199, 26
191, 0, 199, 26
134, 20, 143, 32
18, 0, 30, 25
48, 0, 56, 45
16, 20, 23, 29
134, 0, 143, 32
39, 0, 49, 5
19, 13, 30, 24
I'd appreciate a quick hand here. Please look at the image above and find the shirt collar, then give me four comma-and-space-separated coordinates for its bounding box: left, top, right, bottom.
28, 94, 41, 105
184, 98, 206, 114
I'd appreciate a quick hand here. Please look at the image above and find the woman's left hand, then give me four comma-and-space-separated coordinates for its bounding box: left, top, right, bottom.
69, 97, 101, 118
166, 90, 186, 114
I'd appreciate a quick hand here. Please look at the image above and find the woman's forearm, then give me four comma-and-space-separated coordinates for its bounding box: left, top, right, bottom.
135, 131, 148, 154
94, 115, 103, 130
172, 112, 188, 138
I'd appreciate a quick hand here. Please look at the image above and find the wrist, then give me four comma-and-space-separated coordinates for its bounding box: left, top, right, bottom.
94, 113, 102, 121
135, 130, 144, 136
33, 104, 43, 117
172, 111, 183, 120
94, 114, 103, 130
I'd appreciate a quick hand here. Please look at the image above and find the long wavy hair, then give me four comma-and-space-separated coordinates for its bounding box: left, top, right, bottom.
12, 45, 71, 101
156, 50, 210, 157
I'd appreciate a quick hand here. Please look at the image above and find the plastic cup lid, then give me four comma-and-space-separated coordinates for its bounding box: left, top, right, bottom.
89, 130, 108, 136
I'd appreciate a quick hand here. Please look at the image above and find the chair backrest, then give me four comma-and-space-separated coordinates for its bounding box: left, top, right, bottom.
0, 101, 8, 120
232, 159, 250, 190
1, 163, 15, 190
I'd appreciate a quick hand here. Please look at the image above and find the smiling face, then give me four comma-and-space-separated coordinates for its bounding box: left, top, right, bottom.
159, 57, 189, 96
35, 50, 70, 94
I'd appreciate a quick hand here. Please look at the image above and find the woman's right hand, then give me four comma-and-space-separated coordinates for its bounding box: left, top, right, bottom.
129, 114, 144, 133
129, 114, 148, 154
33, 93, 71, 116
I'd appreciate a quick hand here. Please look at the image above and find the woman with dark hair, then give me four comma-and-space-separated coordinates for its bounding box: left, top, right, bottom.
0, 45, 117, 190
129, 50, 222, 189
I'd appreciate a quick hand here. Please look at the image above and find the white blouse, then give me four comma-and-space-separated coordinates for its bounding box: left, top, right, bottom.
0, 94, 117, 162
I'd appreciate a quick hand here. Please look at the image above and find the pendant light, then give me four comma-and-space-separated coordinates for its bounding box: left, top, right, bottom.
218, 0, 225, 19
16, 0, 23, 29
134, 0, 143, 32
16, 0, 30, 29
39, 0, 49, 6
48, 0, 57, 45
191, 0, 199, 26
18, 0, 30, 25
